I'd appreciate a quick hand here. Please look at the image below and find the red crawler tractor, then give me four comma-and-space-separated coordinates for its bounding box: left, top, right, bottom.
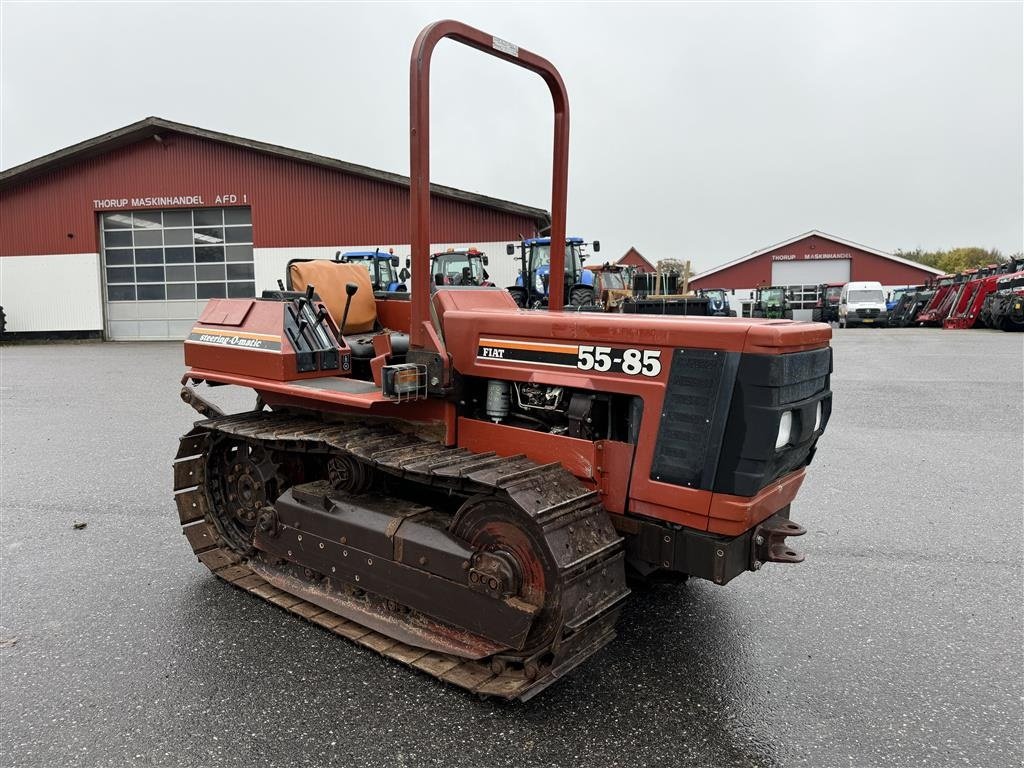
173, 20, 833, 700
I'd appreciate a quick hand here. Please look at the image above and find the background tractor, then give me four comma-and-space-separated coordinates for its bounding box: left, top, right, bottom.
335, 249, 407, 293
980, 272, 1024, 331
506, 236, 599, 308
428, 247, 493, 287
751, 286, 794, 319
811, 283, 843, 323
697, 288, 737, 317
583, 263, 634, 310
888, 285, 933, 327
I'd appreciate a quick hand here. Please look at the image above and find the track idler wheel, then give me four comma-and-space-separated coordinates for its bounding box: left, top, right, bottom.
451, 496, 562, 658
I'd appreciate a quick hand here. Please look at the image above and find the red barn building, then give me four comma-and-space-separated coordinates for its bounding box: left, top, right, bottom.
690, 231, 943, 318
615, 246, 656, 273
0, 117, 548, 340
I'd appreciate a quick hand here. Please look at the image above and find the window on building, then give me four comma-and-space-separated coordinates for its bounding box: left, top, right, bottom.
788, 284, 821, 310
101, 207, 254, 302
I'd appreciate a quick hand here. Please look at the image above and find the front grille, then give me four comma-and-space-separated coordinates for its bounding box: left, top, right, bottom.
650, 346, 833, 498
856, 308, 880, 318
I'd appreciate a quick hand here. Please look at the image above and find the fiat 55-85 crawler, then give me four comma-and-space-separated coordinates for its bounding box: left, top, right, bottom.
174, 20, 832, 701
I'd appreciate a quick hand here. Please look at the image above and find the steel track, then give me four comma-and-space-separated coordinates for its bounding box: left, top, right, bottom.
172, 411, 629, 700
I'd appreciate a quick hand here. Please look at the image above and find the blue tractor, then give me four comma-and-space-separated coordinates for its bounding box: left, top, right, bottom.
886, 286, 915, 313
696, 288, 738, 317
505, 236, 600, 307
335, 249, 407, 293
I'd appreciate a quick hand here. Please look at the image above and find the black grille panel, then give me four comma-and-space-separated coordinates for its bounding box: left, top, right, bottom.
650, 349, 732, 488
622, 298, 710, 316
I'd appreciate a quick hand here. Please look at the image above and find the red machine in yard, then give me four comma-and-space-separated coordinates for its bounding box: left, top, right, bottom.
811, 283, 844, 323
944, 260, 1024, 329
172, 21, 832, 700
916, 272, 966, 326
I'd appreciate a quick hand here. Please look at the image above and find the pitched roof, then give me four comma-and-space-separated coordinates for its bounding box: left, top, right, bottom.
0, 116, 550, 227
691, 230, 945, 280
615, 246, 656, 272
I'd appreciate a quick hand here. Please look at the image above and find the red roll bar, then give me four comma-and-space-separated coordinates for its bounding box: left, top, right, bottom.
409, 20, 570, 349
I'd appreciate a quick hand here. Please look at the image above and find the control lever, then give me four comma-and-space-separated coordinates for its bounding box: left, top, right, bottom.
339, 282, 359, 337
277, 279, 285, 291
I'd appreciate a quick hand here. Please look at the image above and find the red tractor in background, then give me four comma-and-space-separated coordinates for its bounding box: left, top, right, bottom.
172, 20, 832, 701
429, 247, 494, 287
811, 283, 844, 323
916, 272, 968, 325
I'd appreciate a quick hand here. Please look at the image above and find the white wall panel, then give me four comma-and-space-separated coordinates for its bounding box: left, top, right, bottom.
771, 259, 850, 285
0, 253, 103, 332
104, 299, 206, 341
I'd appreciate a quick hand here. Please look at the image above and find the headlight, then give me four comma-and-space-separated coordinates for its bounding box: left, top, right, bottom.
535, 274, 545, 294
814, 402, 822, 432
775, 410, 792, 449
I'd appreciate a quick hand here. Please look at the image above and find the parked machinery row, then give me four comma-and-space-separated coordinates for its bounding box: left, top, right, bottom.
888, 259, 1024, 331
332, 237, 744, 319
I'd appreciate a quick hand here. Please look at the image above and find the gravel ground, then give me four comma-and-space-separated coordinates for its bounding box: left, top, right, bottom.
1, 328, 1021, 768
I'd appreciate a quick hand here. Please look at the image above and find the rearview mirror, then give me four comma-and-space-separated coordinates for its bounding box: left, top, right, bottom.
592, 240, 600, 252
506, 243, 515, 256
405, 257, 411, 268
391, 256, 400, 268
482, 255, 489, 266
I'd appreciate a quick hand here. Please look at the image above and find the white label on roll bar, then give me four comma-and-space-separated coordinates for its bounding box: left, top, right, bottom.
492, 37, 519, 57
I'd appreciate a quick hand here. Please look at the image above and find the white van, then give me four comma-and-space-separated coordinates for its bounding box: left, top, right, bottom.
839, 281, 888, 328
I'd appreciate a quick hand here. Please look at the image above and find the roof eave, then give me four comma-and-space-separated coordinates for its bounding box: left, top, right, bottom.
0, 116, 551, 227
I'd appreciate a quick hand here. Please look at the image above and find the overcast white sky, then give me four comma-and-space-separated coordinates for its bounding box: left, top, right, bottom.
2, 2, 1021, 269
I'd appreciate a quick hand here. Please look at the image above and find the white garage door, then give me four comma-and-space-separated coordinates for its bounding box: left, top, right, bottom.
101, 208, 255, 340
771, 258, 850, 286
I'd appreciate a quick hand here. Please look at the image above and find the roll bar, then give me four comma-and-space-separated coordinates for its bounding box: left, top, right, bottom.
409, 20, 570, 349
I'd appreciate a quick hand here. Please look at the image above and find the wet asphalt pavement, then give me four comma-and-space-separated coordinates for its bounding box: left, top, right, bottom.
1, 329, 1021, 768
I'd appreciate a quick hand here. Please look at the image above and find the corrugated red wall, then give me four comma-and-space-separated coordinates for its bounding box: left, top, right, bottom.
0, 132, 542, 257
690, 234, 938, 288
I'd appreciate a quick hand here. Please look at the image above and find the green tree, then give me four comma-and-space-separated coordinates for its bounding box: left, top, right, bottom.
894, 247, 1007, 274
